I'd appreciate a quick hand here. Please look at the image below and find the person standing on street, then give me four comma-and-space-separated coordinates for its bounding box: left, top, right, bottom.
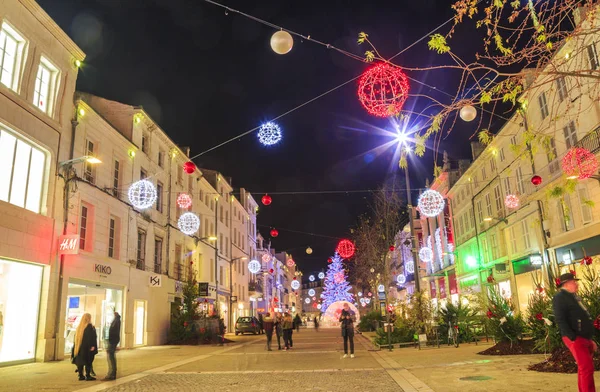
274, 313, 283, 350
103, 311, 121, 381
314, 316, 319, 332
71, 313, 98, 381
263, 312, 275, 351
294, 314, 302, 333
339, 303, 356, 358
282, 313, 294, 350
552, 272, 597, 392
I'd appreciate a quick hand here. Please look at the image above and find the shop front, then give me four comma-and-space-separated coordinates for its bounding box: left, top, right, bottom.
0, 259, 44, 365
448, 271, 459, 305
512, 255, 542, 314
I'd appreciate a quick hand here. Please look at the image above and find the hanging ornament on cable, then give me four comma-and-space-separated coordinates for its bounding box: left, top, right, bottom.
177, 212, 200, 236
287, 258, 295, 267
357, 63, 410, 117
306, 246, 313, 255
419, 247, 433, 262
258, 122, 282, 146
405, 261, 415, 274
459, 105, 477, 122
291, 280, 300, 290
389, 245, 396, 252
562, 147, 599, 180
269, 268, 274, 274
417, 189, 445, 217
262, 194, 272, 206
336, 239, 355, 259
531, 175, 543, 186
318, 272, 325, 279
397, 274, 406, 285
270, 30, 294, 55
309, 275, 315, 282
504, 194, 520, 209
327, 257, 333, 263
248, 260, 261, 274
177, 193, 193, 209
183, 161, 196, 174
270, 228, 279, 238
262, 253, 271, 263
128, 179, 157, 209
305, 297, 311, 304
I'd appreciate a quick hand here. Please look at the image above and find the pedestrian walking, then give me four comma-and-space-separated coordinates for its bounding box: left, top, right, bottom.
274, 313, 283, 350
294, 314, 302, 333
339, 303, 356, 358
282, 313, 294, 350
103, 310, 121, 381
71, 313, 98, 381
258, 313, 264, 334
314, 316, 319, 332
553, 272, 597, 392
263, 312, 275, 351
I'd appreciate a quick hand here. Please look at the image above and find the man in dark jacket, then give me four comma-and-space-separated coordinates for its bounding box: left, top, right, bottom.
552, 272, 597, 392
103, 311, 121, 381
262, 313, 275, 351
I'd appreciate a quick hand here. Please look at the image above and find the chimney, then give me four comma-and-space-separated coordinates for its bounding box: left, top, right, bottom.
471, 142, 484, 161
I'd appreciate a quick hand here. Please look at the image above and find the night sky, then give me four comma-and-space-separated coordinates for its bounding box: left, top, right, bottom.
39, 0, 493, 273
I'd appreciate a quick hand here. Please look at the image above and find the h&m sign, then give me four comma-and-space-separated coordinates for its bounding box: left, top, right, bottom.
58, 235, 79, 255
94, 264, 112, 275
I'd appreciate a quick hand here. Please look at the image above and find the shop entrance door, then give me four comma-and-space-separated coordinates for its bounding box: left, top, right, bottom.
64, 280, 123, 354
134, 300, 146, 346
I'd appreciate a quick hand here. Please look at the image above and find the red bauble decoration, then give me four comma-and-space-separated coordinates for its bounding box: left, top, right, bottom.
536, 285, 544, 293
486, 310, 495, 319
183, 321, 189, 327
536, 313, 544, 321
357, 63, 410, 118
270, 228, 279, 238
570, 269, 576, 276
183, 161, 196, 174
336, 239, 356, 259
562, 147, 599, 180
312, 302, 318, 308
327, 258, 333, 263
273, 297, 279, 302
531, 175, 542, 186
269, 268, 274, 274
262, 194, 272, 206
594, 316, 600, 330
486, 275, 495, 284
293, 277, 297, 280
582, 256, 593, 266
177, 193, 193, 209
389, 245, 396, 252
368, 292, 372, 297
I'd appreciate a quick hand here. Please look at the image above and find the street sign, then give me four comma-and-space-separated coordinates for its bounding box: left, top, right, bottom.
231, 296, 238, 303
198, 282, 209, 297
149, 275, 161, 287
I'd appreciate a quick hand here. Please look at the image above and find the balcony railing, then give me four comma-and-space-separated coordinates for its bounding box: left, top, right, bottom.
575, 126, 600, 154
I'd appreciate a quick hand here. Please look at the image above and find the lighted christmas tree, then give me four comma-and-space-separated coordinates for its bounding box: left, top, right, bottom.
320, 253, 354, 312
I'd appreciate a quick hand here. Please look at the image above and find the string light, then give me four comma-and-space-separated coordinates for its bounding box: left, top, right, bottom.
309, 275, 315, 282
318, 272, 325, 279
397, 274, 406, 285
562, 147, 599, 180
128, 180, 157, 209
305, 297, 311, 304
357, 63, 410, 117
177, 212, 200, 235
377, 284, 385, 292
308, 289, 316, 296
177, 193, 193, 209
504, 194, 519, 209
287, 258, 295, 267
417, 189, 445, 217
291, 280, 300, 290
258, 122, 282, 146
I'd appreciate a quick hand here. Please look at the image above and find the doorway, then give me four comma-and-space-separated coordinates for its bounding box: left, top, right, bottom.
134, 300, 146, 346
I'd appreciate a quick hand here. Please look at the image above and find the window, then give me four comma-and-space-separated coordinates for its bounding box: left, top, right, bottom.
177, 163, 183, 185
225, 237, 229, 257
140, 168, 147, 180
559, 196, 575, 232
108, 217, 118, 258
156, 182, 163, 212
510, 226, 517, 254
233, 228, 237, 245
158, 150, 164, 168
503, 177, 512, 196
220, 205, 224, 222
490, 157, 496, 173
141, 133, 149, 154
219, 233, 224, 254
481, 166, 486, 180
137, 229, 146, 270
458, 214, 465, 236
220, 266, 224, 286
522, 220, 531, 249
0, 23, 26, 91
175, 244, 182, 280
490, 233, 498, 260
33, 57, 59, 115
587, 43, 599, 70
154, 238, 163, 274
476, 200, 483, 224
204, 218, 209, 237
494, 186, 503, 216
112, 159, 120, 197
226, 211, 229, 227
499, 148, 505, 162
538, 92, 549, 120
0, 128, 46, 213
210, 199, 214, 211
210, 259, 214, 283
516, 166, 525, 194
510, 136, 517, 147
485, 193, 492, 217
578, 187, 593, 224
481, 238, 488, 264
210, 222, 214, 236
79, 205, 89, 250
556, 77, 568, 102
188, 176, 193, 194
84, 140, 95, 183
547, 138, 560, 174
563, 121, 578, 149
199, 189, 204, 201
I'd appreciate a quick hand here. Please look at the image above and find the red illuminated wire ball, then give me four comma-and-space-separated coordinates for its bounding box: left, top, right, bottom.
262, 194, 272, 206
531, 175, 542, 186
270, 228, 279, 238
504, 194, 519, 209
336, 239, 355, 259
183, 161, 196, 174
562, 147, 599, 180
177, 193, 193, 209
357, 63, 410, 118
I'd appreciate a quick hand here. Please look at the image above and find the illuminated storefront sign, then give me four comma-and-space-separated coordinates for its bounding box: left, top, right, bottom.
94, 264, 112, 275
529, 254, 543, 266
58, 235, 79, 255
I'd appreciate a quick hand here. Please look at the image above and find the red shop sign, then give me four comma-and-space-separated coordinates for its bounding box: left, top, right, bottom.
438, 277, 447, 299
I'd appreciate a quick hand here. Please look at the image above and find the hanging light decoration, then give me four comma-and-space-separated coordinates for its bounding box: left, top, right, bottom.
531, 175, 543, 186
291, 280, 300, 290
318, 272, 325, 279
417, 189, 445, 217
336, 239, 356, 259
397, 274, 407, 285
459, 105, 477, 122
270, 30, 294, 54
286, 258, 295, 267
177, 212, 200, 235
377, 284, 385, 292
334, 271, 345, 284
305, 297, 311, 304
177, 193, 193, 209
306, 246, 313, 255
128, 179, 157, 209
405, 261, 415, 274
269, 268, 274, 274
504, 194, 520, 209
258, 122, 282, 146
317, 304, 322, 310
261, 194, 272, 206
419, 247, 433, 262
308, 289, 316, 296
248, 260, 261, 274
357, 63, 410, 118
309, 275, 315, 282
262, 253, 271, 263
270, 228, 279, 237
562, 147, 599, 180
389, 245, 396, 252
183, 161, 196, 174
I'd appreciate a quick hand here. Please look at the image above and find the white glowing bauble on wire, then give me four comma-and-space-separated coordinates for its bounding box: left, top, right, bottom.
262, 253, 271, 263
397, 274, 406, 285
177, 212, 200, 235
309, 275, 315, 282
365, 298, 371, 304
128, 179, 157, 209
417, 189, 445, 217
419, 247, 433, 262
306, 247, 313, 254
317, 304, 322, 309
258, 122, 282, 146
270, 30, 294, 55
358, 292, 363, 297
308, 289, 316, 297
248, 260, 261, 274
360, 298, 365, 304
460, 105, 477, 122
377, 284, 385, 292
305, 297, 311, 304
291, 280, 300, 290
405, 261, 415, 274
318, 272, 325, 279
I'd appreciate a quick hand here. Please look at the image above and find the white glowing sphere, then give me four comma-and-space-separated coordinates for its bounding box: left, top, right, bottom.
417, 189, 445, 217
397, 274, 406, 285
365, 298, 371, 304
317, 304, 322, 309
177, 212, 200, 235
128, 180, 157, 209
405, 261, 415, 274
270, 30, 294, 55
308, 289, 316, 296
305, 297, 311, 304
248, 260, 261, 274
258, 122, 282, 146
318, 272, 325, 279
291, 280, 300, 290
460, 105, 477, 122
309, 275, 315, 282
377, 284, 385, 292
419, 247, 433, 262
358, 292, 363, 297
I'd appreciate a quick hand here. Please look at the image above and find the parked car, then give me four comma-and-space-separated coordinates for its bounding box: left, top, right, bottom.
235, 316, 261, 335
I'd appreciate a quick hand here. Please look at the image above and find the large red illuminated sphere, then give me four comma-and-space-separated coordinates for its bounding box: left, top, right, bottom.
531, 175, 542, 186
562, 147, 599, 180
336, 239, 356, 259
357, 63, 410, 118
183, 161, 196, 174
262, 194, 272, 206
270, 228, 279, 237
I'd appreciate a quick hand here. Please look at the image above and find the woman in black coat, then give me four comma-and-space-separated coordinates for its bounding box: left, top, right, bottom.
339, 303, 356, 358
71, 313, 98, 381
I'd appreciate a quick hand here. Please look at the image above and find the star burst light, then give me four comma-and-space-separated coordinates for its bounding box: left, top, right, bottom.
258, 122, 282, 146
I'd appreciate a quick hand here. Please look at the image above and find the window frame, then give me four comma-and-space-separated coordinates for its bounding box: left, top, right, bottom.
538, 92, 549, 120
0, 22, 27, 92
32, 56, 60, 116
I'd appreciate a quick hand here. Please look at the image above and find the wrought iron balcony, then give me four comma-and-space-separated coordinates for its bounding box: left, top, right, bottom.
575, 126, 600, 154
